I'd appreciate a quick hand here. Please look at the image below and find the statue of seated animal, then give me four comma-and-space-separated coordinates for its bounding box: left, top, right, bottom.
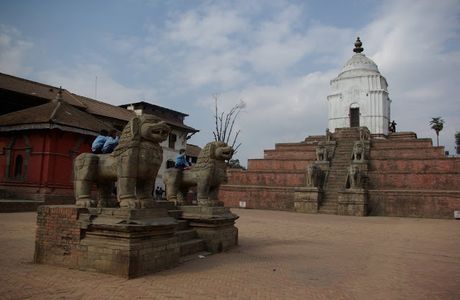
351, 141, 365, 162
346, 165, 365, 189
73, 114, 170, 209
316, 144, 328, 161
306, 163, 323, 188
164, 141, 234, 207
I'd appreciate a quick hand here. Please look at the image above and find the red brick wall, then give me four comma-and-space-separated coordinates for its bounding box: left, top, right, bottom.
227, 170, 305, 187
264, 149, 316, 160
220, 186, 294, 210
370, 159, 460, 173
248, 159, 311, 171
0, 129, 93, 202
34, 206, 84, 267
368, 190, 459, 218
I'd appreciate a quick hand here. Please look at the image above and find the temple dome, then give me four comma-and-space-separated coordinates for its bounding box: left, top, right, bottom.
338, 53, 380, 78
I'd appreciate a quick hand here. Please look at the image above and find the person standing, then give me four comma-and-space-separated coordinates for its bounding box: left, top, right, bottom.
155, 186, 164, 200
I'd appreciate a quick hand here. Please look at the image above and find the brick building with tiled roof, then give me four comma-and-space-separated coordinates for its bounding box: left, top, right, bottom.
0, 73, 198, 211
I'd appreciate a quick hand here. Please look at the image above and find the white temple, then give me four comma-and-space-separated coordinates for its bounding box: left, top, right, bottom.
327, 38, 391, 136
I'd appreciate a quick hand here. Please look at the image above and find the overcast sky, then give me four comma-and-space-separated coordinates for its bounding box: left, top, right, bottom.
1, 0, 459, 164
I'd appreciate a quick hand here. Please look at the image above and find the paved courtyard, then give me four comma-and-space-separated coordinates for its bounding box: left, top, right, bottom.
0, 208, 459, 300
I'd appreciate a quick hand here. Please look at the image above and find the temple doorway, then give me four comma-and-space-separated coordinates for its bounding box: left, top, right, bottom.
350, 107, 360, 127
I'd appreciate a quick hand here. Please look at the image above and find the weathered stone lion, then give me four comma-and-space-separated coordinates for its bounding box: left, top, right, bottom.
74, 114, 170, 209
346, 165, 365, 189
351, 141, 365, 162
164, 141, 234, 207
306, 163, 323, 188
316, 144, 328, 161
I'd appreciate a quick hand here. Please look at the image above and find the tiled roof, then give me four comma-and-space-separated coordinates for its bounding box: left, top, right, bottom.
186, 144, 202, 157
158, 114, 198, 132
0, 73, 87, 109
0, 72, 135, 121
0, 72, 197, 133
0, 100, 112, 134
75, 95, 135, 121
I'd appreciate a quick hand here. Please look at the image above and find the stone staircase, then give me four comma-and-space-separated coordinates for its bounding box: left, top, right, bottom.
175, 219, 208, 259
163, 202, 208, 260
319, 129, 360, 214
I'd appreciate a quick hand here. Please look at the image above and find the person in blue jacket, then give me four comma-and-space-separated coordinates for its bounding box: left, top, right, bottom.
91, 129, 109, 153
175, 149, 191, 170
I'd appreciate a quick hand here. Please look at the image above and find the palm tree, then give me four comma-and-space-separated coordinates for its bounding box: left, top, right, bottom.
455, 132, 460, 155
429, 117, 445, 147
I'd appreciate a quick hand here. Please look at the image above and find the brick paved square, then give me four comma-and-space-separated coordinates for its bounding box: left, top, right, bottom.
0, 209, 459, 299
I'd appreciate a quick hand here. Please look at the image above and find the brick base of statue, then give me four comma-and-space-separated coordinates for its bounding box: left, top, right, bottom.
293, 187, 321, 213
34, 205, 179, 278
179, 205, 239, 253
338, 190, 368, 216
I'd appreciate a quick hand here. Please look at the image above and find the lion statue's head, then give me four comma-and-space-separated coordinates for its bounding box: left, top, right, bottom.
138, 115, 171, 143
353, 142, 363, 153
112, 114, 170, 156
194, 141, 234, 169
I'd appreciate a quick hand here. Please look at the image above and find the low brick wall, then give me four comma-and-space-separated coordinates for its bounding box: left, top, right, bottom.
34, 206, 83, 268
220, 185, 295, 210
368, 190, 459, 219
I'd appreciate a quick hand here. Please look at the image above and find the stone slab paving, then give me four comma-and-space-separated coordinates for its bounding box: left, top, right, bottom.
0, 209, 459, 299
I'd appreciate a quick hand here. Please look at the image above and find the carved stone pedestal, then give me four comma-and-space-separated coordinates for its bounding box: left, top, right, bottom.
294, 187, 321, 213
179, 206, 239, 253
338, 190, 368, 216
34, 205, 179, 278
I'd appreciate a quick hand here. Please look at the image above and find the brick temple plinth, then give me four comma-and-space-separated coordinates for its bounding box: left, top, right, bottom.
294, 187, 321, 213
34, 205, 179, 278
179, 206, 239, 253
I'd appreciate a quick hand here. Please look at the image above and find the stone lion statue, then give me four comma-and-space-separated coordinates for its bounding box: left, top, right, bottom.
73, 114, 170, 209
346, 165, 365, 189
359, 127, 371, 141
306, 163, 323, 188
164, 141, 234, 207
351, 141, 365, 162
316, 144, 328, 161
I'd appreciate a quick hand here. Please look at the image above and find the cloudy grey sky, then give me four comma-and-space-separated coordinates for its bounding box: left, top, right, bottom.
1, 0, 459, 164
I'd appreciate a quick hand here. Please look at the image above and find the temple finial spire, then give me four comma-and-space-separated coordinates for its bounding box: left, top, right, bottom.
353, 37, 364, 53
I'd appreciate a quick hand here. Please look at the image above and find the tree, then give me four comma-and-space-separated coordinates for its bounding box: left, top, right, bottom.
455, 132, 460, 155
429, 117, 445, 147
227, 159, 246, 170
212, 95, 245, 154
